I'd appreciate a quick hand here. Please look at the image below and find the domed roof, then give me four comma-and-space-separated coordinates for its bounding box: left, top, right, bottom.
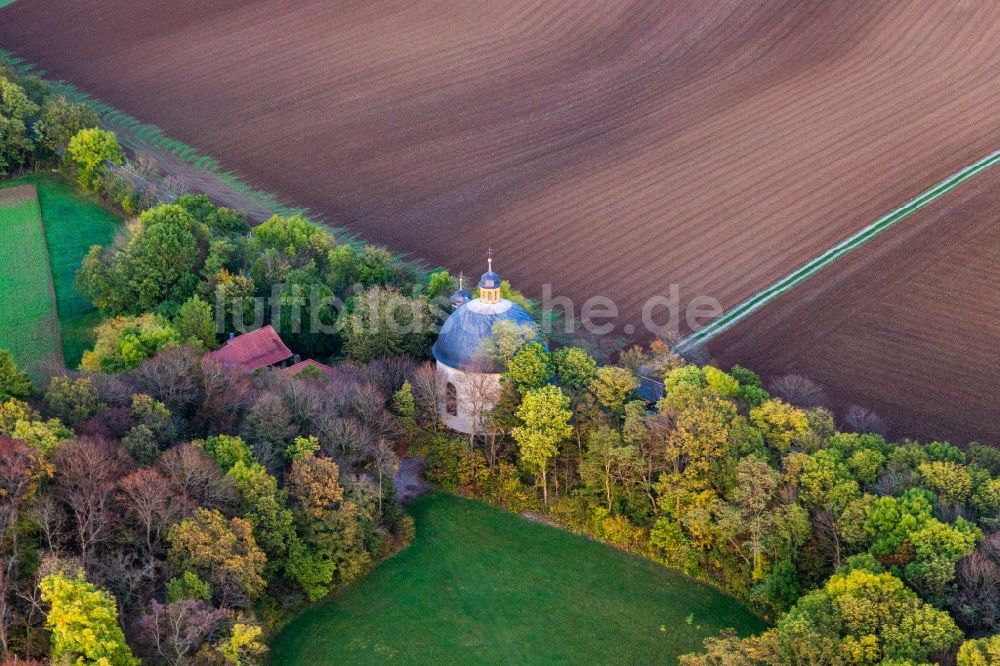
478, 271, 501, 290
432, 298, 537, 373
449, 289, 472, 308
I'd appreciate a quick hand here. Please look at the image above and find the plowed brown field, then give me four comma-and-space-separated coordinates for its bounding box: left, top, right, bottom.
711, 166, 1000, 445
1, 0, 999, 440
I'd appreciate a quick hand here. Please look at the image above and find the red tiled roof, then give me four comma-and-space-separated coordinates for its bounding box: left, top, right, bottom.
282, 359, 336, 380
206, 325, 293, 371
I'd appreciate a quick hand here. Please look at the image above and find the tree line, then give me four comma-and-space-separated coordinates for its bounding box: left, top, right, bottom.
402, 337, 1000, 665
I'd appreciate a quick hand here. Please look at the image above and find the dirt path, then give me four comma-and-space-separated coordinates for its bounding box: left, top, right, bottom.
394, 456, 429, 504
105, 119, 281, 224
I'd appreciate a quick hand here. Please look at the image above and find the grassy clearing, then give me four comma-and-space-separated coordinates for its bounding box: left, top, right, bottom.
0, 175, 121, 369
271, 493, 765, 665
0, 185, 61, 381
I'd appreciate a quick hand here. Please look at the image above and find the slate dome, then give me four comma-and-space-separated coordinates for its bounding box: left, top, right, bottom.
432, 298, 537, 373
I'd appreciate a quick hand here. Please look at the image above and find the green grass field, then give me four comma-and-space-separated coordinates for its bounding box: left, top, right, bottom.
0, 185, 62, 381
271, 493, 765, 665
0, 175, 121, 370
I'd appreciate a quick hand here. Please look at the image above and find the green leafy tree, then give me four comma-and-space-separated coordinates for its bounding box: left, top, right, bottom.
552, 346, 597, 395
341, 286, 432, 363
66, 127, 124, 190
925, 441, 965, 463
288, 454, 370, 588
77, 204, 207, 315
512, 385, 573, 506
199, 434, 254, 472
703, 366, 740, 399
480, 319, 537, 370
847, 448, 886, 485
588, 366, 639, 418
918, 460, 972, 506
749, 399, 809, 454
44, 375, 100, 424
424, 270, 453, 301
0, 76, 38, 174
793, 449, 860, 514
80, 314, 180, 372
971, 477, 1000, 527
167, 508, 267, 607
864, 489, 934, 558
0, 349, 32, 400
173, 295, 217, 350
286, 435, 321, 462
904, 517, 979, 597
958, 635, 1000, 666
579, 427, 641, 511
393, 381, 417, 437
35, 95, 99, 156
39, 572, 139, 666
505, 342, 552, 392
683, 569, 962, 665
165, 570, 212, 604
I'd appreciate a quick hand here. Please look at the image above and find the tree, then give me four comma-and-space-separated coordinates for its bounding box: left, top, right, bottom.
77, 205, 207, 316
552, 346, 597, 396
0, 350, 31, 401
287, 455, 369, 587
749, 399, 808, 454
588, 366, 639, 418
958, 635, 1000, 666
39, 572, 139, 666
240, 393, 296, 474
904, 517, 980, 598
35, 96, 99, 156
285, 435, 321, 462
0, 438, 40, 655
504, 342, 552, 392
481, 319, 537, 370
135, 599, 232, 666
918, 460, 972, 506
683, 569, 962, 665
80, 315, 180, 372
846, 448, 885, 485
66, 127, 124, 190
118, 468, 185, 557
392, 381, 416, 438
341, 286, 432, 363
44, 375, 100, 424
165, 571, 211, 604
52, 438, 129, 560
579, 427, 641, 511
0, 76, 38, 174
728, 457, 782, 582
512, 385, 572, 506
199, 435, 254, 473
173, 295, 217, 350
218, 622, 267, 666
166, 508, 266, 607
157, 443, 237, 511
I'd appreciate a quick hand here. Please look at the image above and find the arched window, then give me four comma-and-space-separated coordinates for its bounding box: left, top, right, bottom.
445, 382, 458, 417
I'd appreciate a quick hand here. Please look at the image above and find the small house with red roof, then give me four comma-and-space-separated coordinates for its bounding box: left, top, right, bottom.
281, 358, 336, 380
206, 325, 294, 372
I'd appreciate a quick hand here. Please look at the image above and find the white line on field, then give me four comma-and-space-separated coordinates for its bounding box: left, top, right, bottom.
674, 147, 1000, 354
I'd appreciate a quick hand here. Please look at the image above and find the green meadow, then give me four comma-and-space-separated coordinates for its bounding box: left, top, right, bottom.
271, 493, 765, 665
0, 184, 61, 380
0, 174, 121, 373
